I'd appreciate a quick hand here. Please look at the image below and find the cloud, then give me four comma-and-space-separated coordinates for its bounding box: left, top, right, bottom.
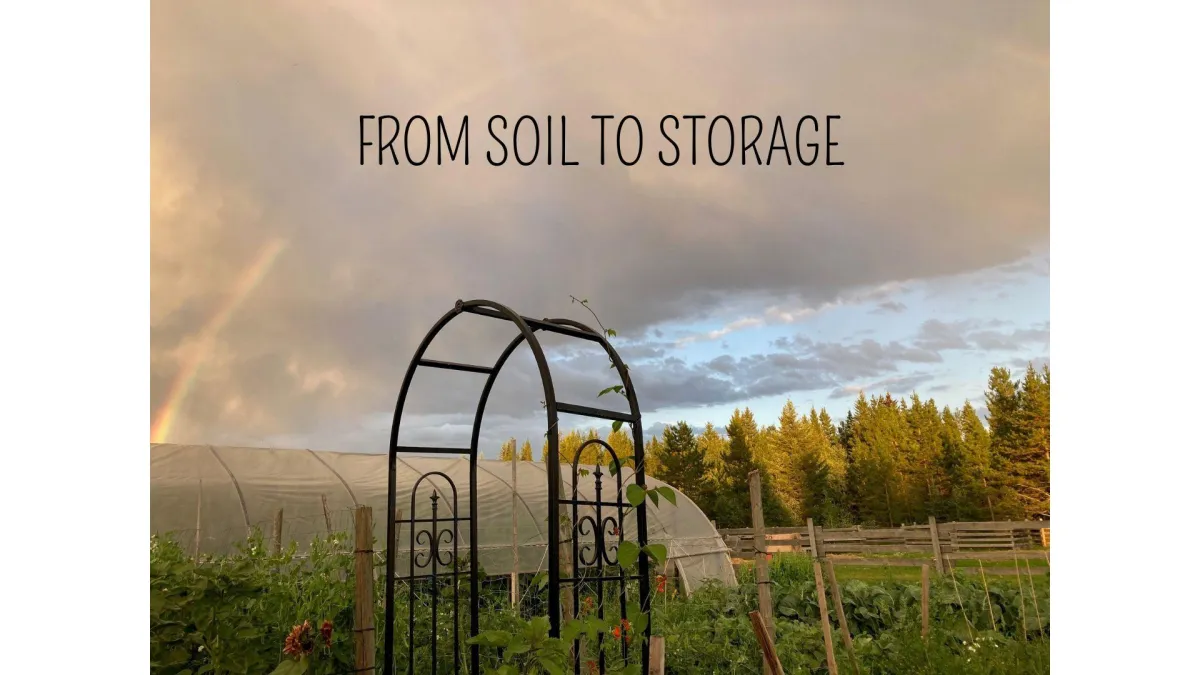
871, 301, 908, 314
151, 0, 1048, 451
1008, 356, 1050, 371
829, 372, 939, 400
915, 319, 976, 350
914, 318, 1049, 353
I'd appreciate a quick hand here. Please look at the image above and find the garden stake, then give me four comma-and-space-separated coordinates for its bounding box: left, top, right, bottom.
749, 470, 776, 675
320, 493, 333, 535
193, 478, 203, 558
749, 610, 785, 675
510, 437, 519, 609
813, 561, 840, 675
920, 564, 930, 640
1024, 559, 1043, 633
947, 568, 976, 641
824, 561, 860, 675
353, 505, 376, 674
976, 561, 998, 631
273, 508, 284, 556
1012, 554, 1028, 641
649, 636, 666, 675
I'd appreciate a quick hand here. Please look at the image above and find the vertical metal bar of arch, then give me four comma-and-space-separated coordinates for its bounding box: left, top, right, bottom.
460, 299, 560, 655
546, 317, 651, 672
385, 305, 461, 675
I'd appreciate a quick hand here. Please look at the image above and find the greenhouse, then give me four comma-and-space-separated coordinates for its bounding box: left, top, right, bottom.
150, 443, 738, 592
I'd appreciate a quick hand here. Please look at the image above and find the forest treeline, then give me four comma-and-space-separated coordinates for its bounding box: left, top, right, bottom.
498, 363, 1049, 529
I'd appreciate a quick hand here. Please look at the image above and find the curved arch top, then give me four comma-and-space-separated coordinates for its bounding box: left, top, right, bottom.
383, 299, 652, 675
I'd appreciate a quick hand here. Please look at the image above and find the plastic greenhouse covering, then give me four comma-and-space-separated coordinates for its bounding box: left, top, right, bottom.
150, 444, 737, 591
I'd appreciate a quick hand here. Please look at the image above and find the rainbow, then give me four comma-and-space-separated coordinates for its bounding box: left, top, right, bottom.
151, 238, 288, 443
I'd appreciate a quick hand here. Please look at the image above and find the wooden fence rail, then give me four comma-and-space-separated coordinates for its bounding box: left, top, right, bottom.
720, 518, 1050, 574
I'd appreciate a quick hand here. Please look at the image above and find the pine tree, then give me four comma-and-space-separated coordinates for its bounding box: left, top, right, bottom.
498, 438, 517, 461
985, 367, 1026, 518
769, 400, 807, 519
697, 422, 727, 484
644, 435, 664, 477
606, 427, 635, 463
957, 401, 996, 520
657, 421, 713, 512
1013, 363, 1050, 518
796, 450, 837, 525
712, 408, 791, 527
519, 439, 533, 462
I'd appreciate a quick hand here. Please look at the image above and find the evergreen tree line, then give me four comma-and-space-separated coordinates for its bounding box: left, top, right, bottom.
498, 363, 1049, 529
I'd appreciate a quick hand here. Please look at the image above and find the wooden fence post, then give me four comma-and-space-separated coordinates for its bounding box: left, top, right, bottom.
273, 508, 284, 556
353, 506, 376, 675
928, 516, 944, 575
813, 561, 840, 675
510, 438, 520, 608
748, 470, 775, 673
807, 517, 821, 559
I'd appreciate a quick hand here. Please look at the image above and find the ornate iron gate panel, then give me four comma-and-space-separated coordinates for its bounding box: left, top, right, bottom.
385, 299, 650, 675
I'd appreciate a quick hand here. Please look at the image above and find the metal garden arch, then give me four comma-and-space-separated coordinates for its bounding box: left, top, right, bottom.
384, 299, 652, 675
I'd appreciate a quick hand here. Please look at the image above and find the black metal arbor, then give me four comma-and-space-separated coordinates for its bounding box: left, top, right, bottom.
384, 299, 652, 675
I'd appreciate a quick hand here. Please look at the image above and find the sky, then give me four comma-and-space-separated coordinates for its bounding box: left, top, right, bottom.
150, 0, 1049, 458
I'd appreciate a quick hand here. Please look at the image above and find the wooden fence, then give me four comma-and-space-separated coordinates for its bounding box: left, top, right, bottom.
720, 517, 1050, 575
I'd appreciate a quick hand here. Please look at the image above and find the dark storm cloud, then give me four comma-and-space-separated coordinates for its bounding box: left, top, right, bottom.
150, 0, 1048, 447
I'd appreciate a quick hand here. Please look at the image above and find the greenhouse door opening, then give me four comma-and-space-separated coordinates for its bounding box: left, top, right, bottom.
384, 299, 652, 675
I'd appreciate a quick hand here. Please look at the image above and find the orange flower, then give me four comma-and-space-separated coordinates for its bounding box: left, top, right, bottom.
587, 660, 599, 675
283, 620, 315, 657
582, 596, 595, 613
611, 618, 634, 644
656, 575, 666, 593
320, 620, 333, 648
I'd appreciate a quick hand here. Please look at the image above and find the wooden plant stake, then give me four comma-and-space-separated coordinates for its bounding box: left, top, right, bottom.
920, 564, 930, 640
977, 560, 998, 631
807, 517, 821, 559
812, 561, 840, 675
273, 508, 284, 556
649, 636, 666, 675
1013, 554, 1028, 641
749, 470, 775, 674
947, 568, 976, 641
1024, 559, 1043, 634
353, 506, 376, 675
320, 493, 333, 536
193, 479, 203, 558
928, 516, 944, 574
510, 439, 520, 608
749, 611, 785, 675
824, 561, 860, 675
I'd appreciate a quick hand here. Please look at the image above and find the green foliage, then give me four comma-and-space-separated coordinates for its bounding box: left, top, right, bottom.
152, 526, 1047, 675
150, 531, 356, 675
